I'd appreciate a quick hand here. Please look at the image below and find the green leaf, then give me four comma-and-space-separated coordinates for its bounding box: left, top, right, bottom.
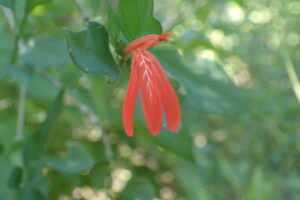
176, 161, 210, 200
0, 119, 16, 153
89, 0, 101, 16
23, 89, 64, 177
106, 6, 121, 41
143, 127, 194, 161
218, 156, 242, 190
0, 156, 15, 200
0, 143, 3, 155
0, 18, 13, 66
153, 47, 246, 114
26, 73, 58, 101
0, 0, 14, 8
21, 35, 72, 68
7, 166, 23, 190
46, 142, 95, 174
64, 21, 119, 82
233, 0, 245, 7
82, 162, 111, 188
26, 0, 52, 12
245, 168, 275, 199
116, 0, 162, 41
155, 135, 194, 160
20, 176, 48, 200
119, 177, 156, 200
8, 63, 34, 83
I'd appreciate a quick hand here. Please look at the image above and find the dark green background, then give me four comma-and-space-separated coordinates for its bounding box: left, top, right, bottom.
0, 0, 299, 199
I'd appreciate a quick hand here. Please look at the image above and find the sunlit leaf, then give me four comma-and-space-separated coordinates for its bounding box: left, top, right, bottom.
26, 0, 52, 12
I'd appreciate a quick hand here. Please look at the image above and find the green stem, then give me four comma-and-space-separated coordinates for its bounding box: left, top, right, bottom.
102, 129, 114, 168
11, 34, 20, 63
283, 50, 300, 104
3, 8, 29, 140
72, 0, 90, 22
11, 14, 28, 63
1, 7, 15, 39
15, 85, 27, 141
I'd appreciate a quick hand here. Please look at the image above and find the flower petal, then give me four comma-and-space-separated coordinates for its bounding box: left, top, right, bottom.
144, 51, 181, 132
137, 51, 163, 135
122, 54, 139, 136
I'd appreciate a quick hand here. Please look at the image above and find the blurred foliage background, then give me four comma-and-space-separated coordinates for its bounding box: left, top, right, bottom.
0, 0, 300, 199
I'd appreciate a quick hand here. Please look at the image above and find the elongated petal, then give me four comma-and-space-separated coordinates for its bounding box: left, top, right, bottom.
137, 51, 163, 135
122, 55, 139, 136
143, 51, 181, 132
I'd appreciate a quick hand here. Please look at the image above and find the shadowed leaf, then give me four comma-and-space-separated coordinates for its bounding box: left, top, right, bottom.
64, 21, 119, 82
23, 89, 64, 177
46, 142, 94, 174
21, 35, 71, 68
0, 0, 14, 8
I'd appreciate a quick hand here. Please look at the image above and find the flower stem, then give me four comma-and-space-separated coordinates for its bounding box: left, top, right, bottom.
2, 7, 29, 141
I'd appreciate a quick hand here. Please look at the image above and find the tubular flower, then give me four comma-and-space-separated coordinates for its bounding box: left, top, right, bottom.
122, 33, 181, 136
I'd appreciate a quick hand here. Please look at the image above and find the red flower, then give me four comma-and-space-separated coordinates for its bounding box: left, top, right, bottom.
122, 33, 181, 136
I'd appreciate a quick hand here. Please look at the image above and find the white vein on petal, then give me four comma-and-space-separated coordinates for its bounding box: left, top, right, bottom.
139, 53, 154, 99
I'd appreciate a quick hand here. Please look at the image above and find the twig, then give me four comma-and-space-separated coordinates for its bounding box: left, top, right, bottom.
102, 130, 114, 167
72, 0, 90, 22
2, 6, 29, 141
11, 14, 28, 62
163, 0, 203, 31
15, 84, 26, 141
1, 6, 15, 36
